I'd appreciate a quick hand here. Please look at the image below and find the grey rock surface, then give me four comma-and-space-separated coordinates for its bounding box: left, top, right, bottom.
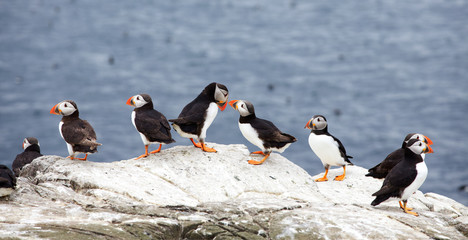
0, 144, 466, 239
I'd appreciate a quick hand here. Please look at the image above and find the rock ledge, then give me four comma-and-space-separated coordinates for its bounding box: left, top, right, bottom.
1, 144, 466, 239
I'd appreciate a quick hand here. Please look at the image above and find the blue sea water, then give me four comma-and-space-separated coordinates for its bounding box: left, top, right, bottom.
1, 0, 467, 205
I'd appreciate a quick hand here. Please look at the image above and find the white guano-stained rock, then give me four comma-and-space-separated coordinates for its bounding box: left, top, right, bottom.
0, 143, 466, 240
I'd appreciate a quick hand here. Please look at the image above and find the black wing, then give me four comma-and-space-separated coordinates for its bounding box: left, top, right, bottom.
367, 148, 404, 178
330, 135, 353, 164
372, 161, 417, 198
62, 119, 100, 146
136, 109, 174, 143
251, 118, 296, 148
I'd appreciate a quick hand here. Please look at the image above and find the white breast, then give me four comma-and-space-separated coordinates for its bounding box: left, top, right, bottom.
0, 188, 14, 197
401, 161, 428, 200
199, 103, 218, 139
131, 111, 137, 129
59, 121, 74, 156
308, 133, 346, 167
239, 122, 264, 151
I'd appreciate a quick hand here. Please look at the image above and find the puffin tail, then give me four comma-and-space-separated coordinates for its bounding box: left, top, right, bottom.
371, 194, 391, 206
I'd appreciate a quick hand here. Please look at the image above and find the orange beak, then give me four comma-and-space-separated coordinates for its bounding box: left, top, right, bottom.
425, 145, 434, 154
126, 96, 134, 106
229, 100, 238, 110
50, 104, 60, 115
305, 119, 312, 129
424, 135, 433, 145
217, 101, 227, 111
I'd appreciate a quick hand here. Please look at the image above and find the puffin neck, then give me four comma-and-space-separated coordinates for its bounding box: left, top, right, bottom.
136, 102, 154, 111
404, 147, 423, 162
62, 110, 80, 121
25, 144, 41, 153
239, 114, 256, 123
312, 127, 328, 135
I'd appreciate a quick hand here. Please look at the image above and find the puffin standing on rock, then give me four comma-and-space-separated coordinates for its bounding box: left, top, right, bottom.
305, 115, 353, 181
170, 82, 229, 153
127, 94, 175, 159
229, 100, 296, 165
371, 139, 433, 216
0, 165, 16, 197
50, 100, 101, 161
366, 133, 433, 179
12, 137, 43, 176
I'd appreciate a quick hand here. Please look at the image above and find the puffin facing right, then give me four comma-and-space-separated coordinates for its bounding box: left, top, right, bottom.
305, 115, 353, 181
371, 139, 433, 216
12, 137, 43, 176
366, 133, 433, 179
170, 82, 229, 153
229, 100, 296, 165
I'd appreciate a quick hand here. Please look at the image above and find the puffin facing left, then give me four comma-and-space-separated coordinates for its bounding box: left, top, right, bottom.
12, 137, 43, 176
50, 100, 101, 161
229, 100, 297, 165
305, 115, 353, 181
127, 94, 175, 159
0, 165, 16, 197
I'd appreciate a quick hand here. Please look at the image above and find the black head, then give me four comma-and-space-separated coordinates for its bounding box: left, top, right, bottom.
204, 82, 229, 110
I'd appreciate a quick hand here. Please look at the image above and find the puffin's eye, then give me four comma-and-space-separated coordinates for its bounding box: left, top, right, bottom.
416, 136, 420, 140
317, 118, 320, 122
136, 96, 140, 100
64, 103, 68, 107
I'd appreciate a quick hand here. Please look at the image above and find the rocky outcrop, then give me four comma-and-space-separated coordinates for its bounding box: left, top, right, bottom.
0, 144, 466, 239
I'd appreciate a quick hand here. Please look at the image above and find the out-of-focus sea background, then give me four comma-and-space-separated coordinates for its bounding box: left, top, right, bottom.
1, 0, 467, 205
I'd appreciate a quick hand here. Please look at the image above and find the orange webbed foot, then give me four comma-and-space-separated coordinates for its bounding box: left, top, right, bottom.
399, 201, 413, 211
135, 153, 149, 160
334, 174, 345, 181
190, 139, 203, 148
202, 144, 217, 153
247, 153, 270, 165
315, 177, 328, 182
250, 151, 265, 156
150, 144, 162, 154
248, 159, 264, 165
404, 209, 419, 216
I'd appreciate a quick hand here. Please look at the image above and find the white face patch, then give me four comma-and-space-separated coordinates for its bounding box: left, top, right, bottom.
23, 138, 31, 150
133, 95, 148, 108
408, 141, 428, 155
312, 116, 327, 130
58, 101, 77, 116
236, 100, 251, 117
214, 84, 228, 103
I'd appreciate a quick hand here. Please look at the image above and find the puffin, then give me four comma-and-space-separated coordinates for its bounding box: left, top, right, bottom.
305, 115, 353, 181
12, 137, 43, 176
126, 94, 175, 159
371, 139, 433, 216
229, 100, 297, 165
50, 100, 101, 160
366, 133, 433, 179
169, 82, 229, 153
0, 165, 16, 197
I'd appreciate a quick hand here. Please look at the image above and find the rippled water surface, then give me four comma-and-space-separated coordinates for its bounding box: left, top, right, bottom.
1, 0, 467, 205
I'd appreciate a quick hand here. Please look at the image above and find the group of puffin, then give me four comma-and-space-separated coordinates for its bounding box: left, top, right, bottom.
1, 82, 434, 216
